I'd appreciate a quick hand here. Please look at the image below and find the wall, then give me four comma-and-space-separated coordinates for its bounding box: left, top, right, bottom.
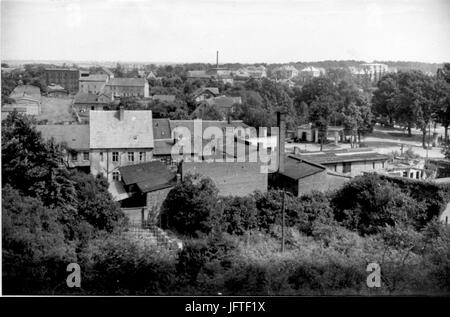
90, 148, 154, 183
297, 171, 329, 196
182, 161, 268, 196
104, 83, 148, 98
146, 187, 173, 223
326, 160, 386, 177
79, 81, 106, 94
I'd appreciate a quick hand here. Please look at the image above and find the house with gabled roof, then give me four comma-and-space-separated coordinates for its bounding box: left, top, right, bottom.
192, 87, 220, 102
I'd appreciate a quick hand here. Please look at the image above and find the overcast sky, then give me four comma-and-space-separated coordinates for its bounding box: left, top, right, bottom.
1, 0, 449, 63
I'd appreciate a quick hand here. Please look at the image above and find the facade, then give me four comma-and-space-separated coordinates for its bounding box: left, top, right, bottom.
293, 149, 389, 177
297, 124, 344, 144
2, 85, 42, 118
44, 68, 80, 94
79, 74, 109, 94
104, 78, 149, 98
89, 109, 155, 186
349, 63, 390, 82
273, 65, 299, 79
73, 92, 112, 122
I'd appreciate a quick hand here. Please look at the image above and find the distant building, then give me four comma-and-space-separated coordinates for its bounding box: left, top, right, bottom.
44, 68, 80, 94
297, 66, 326, 84
2, 85, 42, 118
104, 78, 149, 98
46, 83, 68, 97
73, 92, 112, 122
79, 74, 109, 94
349, 63, 390, 82
200, 95, 242, 117
192, 87, 220, 102
273, 65, 299, 79
297, 123, 344, 145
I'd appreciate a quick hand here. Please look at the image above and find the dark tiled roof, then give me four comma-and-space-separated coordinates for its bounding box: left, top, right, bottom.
36, 124, 90, 150
106, 78, 147, 87
280, 155, 326, 180
154, 139, 174, 155
192, 87, 220, 98
119, 161, 176, 193
74, 92, 109, 104
153, 118, 171, 140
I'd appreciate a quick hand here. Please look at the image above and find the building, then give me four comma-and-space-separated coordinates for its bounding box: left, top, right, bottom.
73, 92, 112, 122
292, 148, 389, 177
273, 65, 299, 79
192, 87, 220, 102
46, 83, 68, 97
119, 160, 177, 224
89, 109, 155, 188
195, 96, 242, 119
384, 157, 426, 180
99, 66, 115, 80
297, 66, 326, 84
2, 85, 42, 118
36, 124, 90, 170
44, 68, 80, 94
104, 78, 149, 98
271, 155, 350, 196
349, 63, 390, 82
297, 124, 344, 144
79, 74, 109, 94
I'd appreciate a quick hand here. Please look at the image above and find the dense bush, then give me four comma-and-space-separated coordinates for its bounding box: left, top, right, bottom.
160, 174, 220, 237
331, 175, 426, 235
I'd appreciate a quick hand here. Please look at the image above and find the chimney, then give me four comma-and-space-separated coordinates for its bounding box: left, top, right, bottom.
277, 111, 286, 173
216, 51, 219, 68
119, 106, 124, 120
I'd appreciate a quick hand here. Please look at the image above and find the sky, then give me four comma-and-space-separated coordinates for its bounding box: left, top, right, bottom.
1, 0, 450, 64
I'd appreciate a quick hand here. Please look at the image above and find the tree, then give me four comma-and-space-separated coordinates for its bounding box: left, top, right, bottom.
190, 103, 224, 121
1, 111, 77, 211
331, 175, 424, 235
160, 174, 220, 237
372, 73, 399, 126
72, 172, 126, 233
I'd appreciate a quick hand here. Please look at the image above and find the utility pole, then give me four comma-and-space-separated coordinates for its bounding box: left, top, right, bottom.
281, 191, 285, 253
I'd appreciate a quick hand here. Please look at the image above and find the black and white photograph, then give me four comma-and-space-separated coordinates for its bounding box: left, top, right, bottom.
1, 0, 450, 304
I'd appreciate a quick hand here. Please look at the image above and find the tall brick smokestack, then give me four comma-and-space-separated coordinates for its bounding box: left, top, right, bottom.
216, 51, 219, 68
277, 111, 286, 173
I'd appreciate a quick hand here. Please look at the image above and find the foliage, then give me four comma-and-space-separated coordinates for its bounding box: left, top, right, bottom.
160, 174, 220, 237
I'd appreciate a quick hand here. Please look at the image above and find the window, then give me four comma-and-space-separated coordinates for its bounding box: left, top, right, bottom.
112, 171, 120, 181
416, 171, 420, 179
128, 152, 135, 162
382, 162, 385, 168
343, 162, 351, 174
139, 152, 145, 161
373, 162, 376, 169
403, 171, 408, 177
71, 152, 78, 161
100, 152, 104, 161
112, 152, 119, 162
